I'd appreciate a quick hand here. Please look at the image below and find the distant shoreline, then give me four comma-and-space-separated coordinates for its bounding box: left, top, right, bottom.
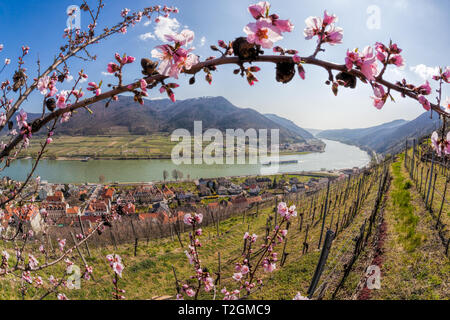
17, 150, 320, 161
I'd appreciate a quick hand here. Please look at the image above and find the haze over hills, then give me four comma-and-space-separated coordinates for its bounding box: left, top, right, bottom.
17, 96, 323, 148
317, 110, 443, 154
264, 114, 316, 141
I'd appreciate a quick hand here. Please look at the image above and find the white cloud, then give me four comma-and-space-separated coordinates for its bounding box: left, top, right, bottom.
199, 36, 206, 47
66, 75, 74, 82
139, 32, 156, 41
101, 72, 113, 76
143, 20, 151, 27
409, 64, 439, 80
153, 16, 180, 42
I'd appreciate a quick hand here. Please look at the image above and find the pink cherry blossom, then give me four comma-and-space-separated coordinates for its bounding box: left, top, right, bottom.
61, 112, 71, 123
417, 81, 432, 95
140, 79, 148, 92
418, 95, 431, 111
121, 8, 130, 18
277, 202, 288, 216
272, 18, 295, 33
57, 293, 68, 300
233, 272, 243, 281
56, 91, 69, 109
431, 131, 441, 156
0, 44, 3, 52
164, 29, 195, 46
107, 62, 120, 74
16, 109, 27, 129
185, 288, 195, 297
194, 213, 203, 224
324, 25, 343, 45
244, 20, 283, 49
22, 271, 33, 284
304, 11, 342, 45
346, 46, 378, 81
371, 83, 386, 109
0, 113, 6, 127
248, 1, 271, 20
442, 66, 450, 83
323, 10, 337, 26
87, 82, 101, 96
71, 89, 84, 99
106, 254, 124, 278
304, 16, 322, 40
389, 54, 404, 67
151, 31, 199, 79
359, 46, 378, 80
4, 58, 10, 65
345, 50, 360, 71
262, 261, 276, 272
57, 238, 66, 251
37, 76, 50, 95
241, 265, 250, 274
375, 42, 388, 62
277, 203, 297, 219
28, 254, 38, 269
183, 213, 193, 225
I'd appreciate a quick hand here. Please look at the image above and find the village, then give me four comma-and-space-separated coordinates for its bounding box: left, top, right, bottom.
0, 168, 361, 231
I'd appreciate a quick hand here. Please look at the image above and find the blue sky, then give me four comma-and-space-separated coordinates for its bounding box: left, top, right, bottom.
0, 0, 448, 129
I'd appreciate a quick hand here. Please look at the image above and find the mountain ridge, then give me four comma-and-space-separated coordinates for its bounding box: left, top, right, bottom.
317, 111, 442, 154
16, 96, 323, 149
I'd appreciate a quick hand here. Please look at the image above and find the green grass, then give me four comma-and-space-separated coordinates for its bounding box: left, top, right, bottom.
390, 156, 422, 252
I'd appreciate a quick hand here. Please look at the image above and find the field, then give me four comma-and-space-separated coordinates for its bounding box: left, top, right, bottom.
20, 135, 316, 160
22, 135, 177, 160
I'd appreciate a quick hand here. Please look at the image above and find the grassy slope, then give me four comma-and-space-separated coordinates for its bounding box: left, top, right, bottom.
0, 173, 378, 300
367, 156, 449, 300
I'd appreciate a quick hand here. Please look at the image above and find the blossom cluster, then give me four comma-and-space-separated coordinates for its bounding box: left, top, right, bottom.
244, 1, 294, 49
304, 10, 343, 46
345, 46, 378, 81
277, 202, 297, 219
431, 131, 450, 157
183, 213, 203, 226
178, 213, 214, 300
151, 29, 199, 79
106, 254, 124, 278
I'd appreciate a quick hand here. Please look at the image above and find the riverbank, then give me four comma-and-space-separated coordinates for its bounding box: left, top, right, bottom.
3, 139, 370, 184
18, 149, 316, 161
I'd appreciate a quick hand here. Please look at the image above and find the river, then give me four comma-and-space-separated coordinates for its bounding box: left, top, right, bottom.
2, 139, 370, 183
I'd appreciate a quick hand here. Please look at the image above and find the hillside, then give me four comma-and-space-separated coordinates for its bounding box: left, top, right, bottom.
22, 96, 322, 145
317, 110, 442, 154
264, 114, 315, 140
